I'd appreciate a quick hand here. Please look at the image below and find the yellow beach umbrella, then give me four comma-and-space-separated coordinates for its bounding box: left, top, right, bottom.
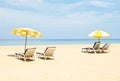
88, 30, 110, 42
12, 28, 42, 52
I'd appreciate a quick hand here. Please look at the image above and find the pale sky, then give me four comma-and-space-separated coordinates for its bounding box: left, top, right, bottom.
0, 0, 120, 39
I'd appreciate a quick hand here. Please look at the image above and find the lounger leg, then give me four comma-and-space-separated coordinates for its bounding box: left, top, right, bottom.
43, 54, 46, 60
24, 58, 26, 62
81, 49, 83, 52
44, 57, 46, 60
93, 50, 96, 53
24, 56, 26, 62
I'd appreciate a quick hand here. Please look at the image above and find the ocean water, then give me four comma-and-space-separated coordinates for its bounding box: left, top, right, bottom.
0, 39, 120, 46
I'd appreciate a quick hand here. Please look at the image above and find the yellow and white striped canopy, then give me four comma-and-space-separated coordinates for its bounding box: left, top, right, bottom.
88, 30, 110, 38
12, 28, 42, 38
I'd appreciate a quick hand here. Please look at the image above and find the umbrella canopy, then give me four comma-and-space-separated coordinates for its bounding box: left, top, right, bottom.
12, 28, 42, 52
88, 30, 110, 42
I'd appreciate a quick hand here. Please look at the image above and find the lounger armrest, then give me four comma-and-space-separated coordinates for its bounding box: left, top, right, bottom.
36, 52, 44, 55
15, 53, 25, 57
15, 53, 24, 55
82, 47, 93, 50
82, 47, 89, 49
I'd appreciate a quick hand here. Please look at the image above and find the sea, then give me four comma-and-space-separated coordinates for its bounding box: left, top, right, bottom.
0, 39, 120, 46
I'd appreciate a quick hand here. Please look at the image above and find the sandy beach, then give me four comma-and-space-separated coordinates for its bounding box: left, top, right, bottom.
0, 44, 120, 81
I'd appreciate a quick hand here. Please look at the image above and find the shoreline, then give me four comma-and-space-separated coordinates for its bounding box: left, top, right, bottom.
0, 39, 120, 46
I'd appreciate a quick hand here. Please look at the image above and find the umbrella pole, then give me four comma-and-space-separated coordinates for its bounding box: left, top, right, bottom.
98, 38, 100, 42
24, 33, 27, 52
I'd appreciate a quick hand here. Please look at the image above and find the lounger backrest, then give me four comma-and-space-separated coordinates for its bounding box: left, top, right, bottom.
25, 48, 36, 57
44, 47, 56, 56
93, 42, 100, 50
101, 43, 110, 50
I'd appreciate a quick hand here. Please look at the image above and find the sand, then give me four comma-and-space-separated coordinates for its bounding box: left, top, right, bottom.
0, 44, 120, 81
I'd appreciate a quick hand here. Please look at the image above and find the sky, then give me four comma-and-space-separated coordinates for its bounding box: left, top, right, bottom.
0, 0, 120, 39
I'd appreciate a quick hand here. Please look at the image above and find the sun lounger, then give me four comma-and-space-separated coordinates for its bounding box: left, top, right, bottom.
82, 42, 101, 53
36, 47, 56, 60
99, 43, 110, 53
15, 48, 36, 61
